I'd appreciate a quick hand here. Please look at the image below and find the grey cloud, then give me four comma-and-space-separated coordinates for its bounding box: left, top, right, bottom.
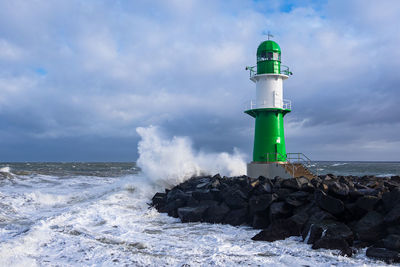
0, 0, 399, 161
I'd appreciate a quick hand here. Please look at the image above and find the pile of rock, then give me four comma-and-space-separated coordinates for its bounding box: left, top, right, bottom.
151, 174, 400, 263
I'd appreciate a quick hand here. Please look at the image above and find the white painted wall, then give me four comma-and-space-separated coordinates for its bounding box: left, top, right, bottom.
253, 74, 287, 109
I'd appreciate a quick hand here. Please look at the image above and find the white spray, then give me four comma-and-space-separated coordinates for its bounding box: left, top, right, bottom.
136, 126, 247, 188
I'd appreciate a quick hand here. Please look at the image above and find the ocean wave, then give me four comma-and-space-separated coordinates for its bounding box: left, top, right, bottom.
136, 126, 247, 188
331, 163, 348, 167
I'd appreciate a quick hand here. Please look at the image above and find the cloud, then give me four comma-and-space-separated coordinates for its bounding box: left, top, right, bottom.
0, 0, 399, 161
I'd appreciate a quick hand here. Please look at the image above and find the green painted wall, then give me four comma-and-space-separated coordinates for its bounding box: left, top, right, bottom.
245, 108, 289, 162
256, 40, 281, 75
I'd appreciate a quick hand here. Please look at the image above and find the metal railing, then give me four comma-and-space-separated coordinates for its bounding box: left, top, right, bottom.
245, 65, 293, 78
263, 152, 318, 178
281, 65, 293, 76
245, 99, 292, 110
287, 153, 318, 177
283, 99, 292, 109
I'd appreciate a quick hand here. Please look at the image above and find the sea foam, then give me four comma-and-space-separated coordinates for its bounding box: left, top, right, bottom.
136, 126, 247, 188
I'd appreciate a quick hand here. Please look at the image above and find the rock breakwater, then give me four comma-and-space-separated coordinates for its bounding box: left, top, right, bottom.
151, 174, 400, 263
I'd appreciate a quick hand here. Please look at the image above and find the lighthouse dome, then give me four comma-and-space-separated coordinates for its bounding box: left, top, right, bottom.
257, 40, 281, 55
256, 40, 282, 74
256, 40, 281, 63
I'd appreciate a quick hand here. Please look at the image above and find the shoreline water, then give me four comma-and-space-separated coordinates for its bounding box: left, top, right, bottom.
0, 162, 399, 266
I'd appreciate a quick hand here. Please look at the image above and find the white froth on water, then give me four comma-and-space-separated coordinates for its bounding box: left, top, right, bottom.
0, 172, 381, 266
136, 126, 247, 187
0, 166, 11, 173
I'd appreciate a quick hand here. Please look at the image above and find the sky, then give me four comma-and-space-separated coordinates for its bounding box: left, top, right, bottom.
0, 0, 400, 162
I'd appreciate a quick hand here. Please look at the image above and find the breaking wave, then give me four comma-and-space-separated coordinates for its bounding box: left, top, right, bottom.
136, 126, 247, 188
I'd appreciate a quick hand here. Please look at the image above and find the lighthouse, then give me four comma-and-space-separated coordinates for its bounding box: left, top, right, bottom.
245, 38, 314, 179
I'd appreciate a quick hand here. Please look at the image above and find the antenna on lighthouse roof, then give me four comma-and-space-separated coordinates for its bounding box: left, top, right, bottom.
262, 31, 274, 40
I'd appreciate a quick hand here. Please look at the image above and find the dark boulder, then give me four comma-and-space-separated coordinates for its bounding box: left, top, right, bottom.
222, 188, 248, 209
303, 220, 353, 246
289, 212, 309, 232
304, 224, 324, 244
344, 202, 367, 221
252, 218, 302, 242
177, 206, 208, 222
252, 178, 273, 195
312, 237, 352, 256
366, 247, 400, 263
382, 189, 400, 211
328, 181, 349, 199
165, 198, 187, 217
223, 208, 248, 226
249, 194, 277, 212
356, 195, 380, 212
252, 213, 270, 229
384, 204, 400, 225
151, 192, 167, 210
315, 190, 344, 215
273, 188, 295, 201
210, 188, 223, 202
281, 178, 301, 190
388, 225, 400, 236
269, 201, 291, 222
203, 202, 230, 223
380, 234, 400, 251
285, 191, 309, 207
354, 211, 385, 242
192, 189, 214, 201
167, 189, 191, 202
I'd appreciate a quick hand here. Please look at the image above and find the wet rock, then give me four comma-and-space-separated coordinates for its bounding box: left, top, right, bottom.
164, 198, 187, 217
384, 204, 400, 225
356, 195, 380, 212
252, 178, 273, 195
388, 225, 400, 236
285, 191, 309, 207
269, 202, 291, 222
304, 224, 324, 244
223, 208, 248, 226
249, 194, 277, 212
366, 247, 400, 263
354, 211, 385, 242
192, 189, 214, 201
382, 191, 400, 211
167, 189, 191, 202
315, 190, 344, 215
312, 237, 352, 256
303, 220, 353, 246
203, 202, 230, 223
252, 218, 302, 242
289, 212, 309, 232
344, 202, 366, 221
151, 192, 166, 209
252, 213, 269, 229
177, 206, 208, 223
222, 188, 248, 209
273, 188, 295, 200
281, 178, 301, 190
380, 234, 400, 251
328, 181, 349, 199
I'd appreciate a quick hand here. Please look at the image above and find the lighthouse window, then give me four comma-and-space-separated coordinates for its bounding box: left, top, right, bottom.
257, 51, 280, 61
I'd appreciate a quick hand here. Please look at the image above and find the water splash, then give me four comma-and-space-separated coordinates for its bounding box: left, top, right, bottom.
136, 126, 247, 188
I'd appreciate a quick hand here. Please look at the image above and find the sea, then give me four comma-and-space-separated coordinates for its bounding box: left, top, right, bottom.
1, 161, 399, 267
